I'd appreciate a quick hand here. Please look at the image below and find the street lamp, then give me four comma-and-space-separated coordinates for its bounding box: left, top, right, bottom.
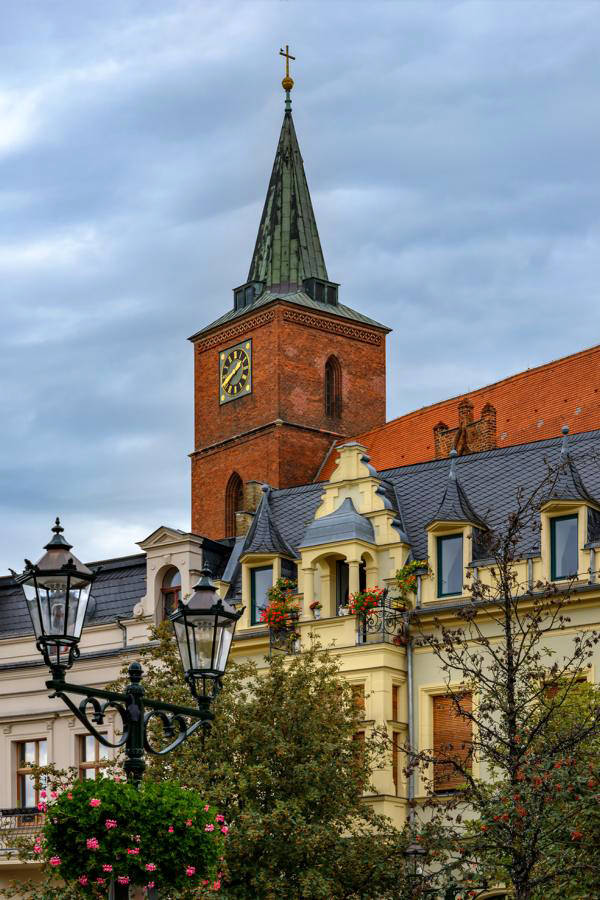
404, 840, 427, 897
14, 520, 243, 785
170, 567, 239, 708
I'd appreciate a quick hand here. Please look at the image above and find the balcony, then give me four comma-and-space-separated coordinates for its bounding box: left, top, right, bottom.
0, 808, 44, 856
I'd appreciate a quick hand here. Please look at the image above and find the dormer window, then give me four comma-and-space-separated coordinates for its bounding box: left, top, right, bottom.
302, 277, 339, 305
551, 514, 578, 581
233, 281, 264, 311
437, 535, 463, 597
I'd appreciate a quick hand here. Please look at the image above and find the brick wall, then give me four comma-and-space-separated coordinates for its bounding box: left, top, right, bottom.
433, 401, 497, 459
190, 300, 388, 538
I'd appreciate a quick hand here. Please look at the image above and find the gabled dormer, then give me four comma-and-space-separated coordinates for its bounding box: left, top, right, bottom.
238, 485, 298, 629
425, 450, 488, 600
541, 426, 600, 583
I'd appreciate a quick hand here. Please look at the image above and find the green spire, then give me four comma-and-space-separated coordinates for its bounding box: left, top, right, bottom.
247, 98, 328, 293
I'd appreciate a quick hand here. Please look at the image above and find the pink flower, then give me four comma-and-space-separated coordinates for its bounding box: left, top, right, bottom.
221, 826, 229, 835
215, 814, 225, 824
50, 790, 57, 799
33, 844, 42, 855
117, 876, 130, 885
145, 863, 157, 872
96, 878, 105, 885
49, 856, 61, 867
67, 792, 73, 800
37, 802, 47, 812
204, 823, 214, 832
105, 819, 117, 829
78, 876, 88, 886
213, 880, 221, 890
185, 818, 193, 826
147, 883, 155, 890
186, 866, 196, 876
89, 798, 101, 808
102, 864, 113, 873
204, 804, 210, 811
168, 825, 174, 833
127, 847, 140, 855
86, 837, 99, 850
114, 775, 121, 782
40, 790, 47, 799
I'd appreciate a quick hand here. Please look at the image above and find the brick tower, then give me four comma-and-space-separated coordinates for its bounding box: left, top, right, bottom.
190, 68, 390, 539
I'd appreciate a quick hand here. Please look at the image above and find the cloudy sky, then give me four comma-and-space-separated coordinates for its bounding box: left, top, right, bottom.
2, 0, 600, 571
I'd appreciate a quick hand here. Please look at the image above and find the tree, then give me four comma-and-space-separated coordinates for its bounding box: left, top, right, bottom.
115, 627, 415, 899
405, 467, 600, 900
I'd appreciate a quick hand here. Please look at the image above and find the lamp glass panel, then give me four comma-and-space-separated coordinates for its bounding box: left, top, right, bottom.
22, 583, 45, 638
187, 615, 216, 671
173, 620, 192, 672
214, 617, 235, 674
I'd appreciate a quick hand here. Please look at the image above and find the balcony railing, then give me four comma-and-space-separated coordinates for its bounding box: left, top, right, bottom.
355, 594, 408, 646
0, 808, 44, 855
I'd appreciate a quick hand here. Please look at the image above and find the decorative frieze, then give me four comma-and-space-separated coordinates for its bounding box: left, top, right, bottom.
282, 308, 382, 345
195, 311, 276, 352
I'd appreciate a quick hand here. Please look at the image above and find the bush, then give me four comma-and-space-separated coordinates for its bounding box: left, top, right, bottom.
41, 777, 224, 894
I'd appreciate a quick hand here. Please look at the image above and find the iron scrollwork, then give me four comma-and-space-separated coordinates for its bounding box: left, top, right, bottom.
357, 589, 409, 645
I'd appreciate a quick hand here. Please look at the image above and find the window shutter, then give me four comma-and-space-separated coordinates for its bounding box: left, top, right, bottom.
432, 693, 472, 792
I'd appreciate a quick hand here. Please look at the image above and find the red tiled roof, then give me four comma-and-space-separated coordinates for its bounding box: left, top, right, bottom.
319, 343, 600, 479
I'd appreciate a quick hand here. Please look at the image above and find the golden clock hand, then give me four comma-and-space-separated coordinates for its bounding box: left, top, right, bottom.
222, 360, 242, 387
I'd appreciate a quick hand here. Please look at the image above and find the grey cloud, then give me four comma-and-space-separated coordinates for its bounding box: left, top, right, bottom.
2, 0, 600, 571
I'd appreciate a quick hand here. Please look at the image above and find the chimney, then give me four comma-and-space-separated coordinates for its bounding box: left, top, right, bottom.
433, 421, 450, 459
458, 398, 474, 427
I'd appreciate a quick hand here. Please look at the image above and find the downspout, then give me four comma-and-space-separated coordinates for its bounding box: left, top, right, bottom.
405, 611, 416, 828
116, 617, 127, 650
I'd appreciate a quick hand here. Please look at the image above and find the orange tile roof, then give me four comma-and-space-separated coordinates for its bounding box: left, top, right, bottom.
319, 342, 600, 479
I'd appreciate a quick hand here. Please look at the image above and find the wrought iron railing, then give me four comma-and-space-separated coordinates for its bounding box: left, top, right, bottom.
0, 808, 44, 855
355, 592, 409, 646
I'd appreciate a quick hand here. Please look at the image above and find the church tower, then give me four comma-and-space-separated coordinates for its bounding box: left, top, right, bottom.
190, 51, 390, 539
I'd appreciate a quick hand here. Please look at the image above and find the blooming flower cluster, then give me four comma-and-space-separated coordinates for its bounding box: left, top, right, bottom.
86, 837, 99, 850
348, 587, 384, 619
260, 577, 299, 628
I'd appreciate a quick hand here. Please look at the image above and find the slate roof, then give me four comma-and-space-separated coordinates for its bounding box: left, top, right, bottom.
188, 289, 389, 341
247, 105, 327, 291
240, 430, 600, 564
547, 427, 599, 506
300, 497, 375, 548
428, 449, 488, 529
0, 554, 146, 639
242, 486, 298, 558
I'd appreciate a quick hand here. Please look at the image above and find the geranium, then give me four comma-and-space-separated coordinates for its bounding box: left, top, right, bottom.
186, 866, 196, 876
349, 587, 384, 619
395, 559, 430, 598
49, 856, 61, 867
105, 818, 117, 829
260, 577, 299, 628
117, 875, 130, 885
78, 875, 88, 886
145, 863, 157, 872
89, 798, 101, 807
86, 837, 99, 850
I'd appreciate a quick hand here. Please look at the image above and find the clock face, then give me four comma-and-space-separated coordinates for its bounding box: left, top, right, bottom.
219, 340, 252, 404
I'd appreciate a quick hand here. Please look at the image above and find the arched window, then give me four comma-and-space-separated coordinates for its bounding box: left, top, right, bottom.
225, 472, 244, 537
325, 356, 342, 418
161, 568, 181, 619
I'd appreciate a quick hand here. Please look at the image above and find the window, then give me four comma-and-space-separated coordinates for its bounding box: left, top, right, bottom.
325, 356, 342, 418
392, 684, 400, 721
161, 568, 181, 619
79, 735, 109, 779
251, 566, 272, 625
437, 535, 463, 597
336, 560, 366, 614
432, 693, 472, 792
392, 731, 400, 795
16, 739, 47, 807
551, 515, 578, 581
225, 472, 244, 537
351, 684, 365, 716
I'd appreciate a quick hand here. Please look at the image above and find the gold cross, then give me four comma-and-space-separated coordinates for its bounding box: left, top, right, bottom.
280, 45, 295, 92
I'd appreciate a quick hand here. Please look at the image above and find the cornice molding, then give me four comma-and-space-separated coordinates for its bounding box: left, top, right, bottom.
282, 308, 382, 345
195, 310, 276, 351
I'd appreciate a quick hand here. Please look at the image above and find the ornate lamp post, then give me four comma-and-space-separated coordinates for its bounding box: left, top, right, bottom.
404, 840, 428, 898
14, 519, 243, 786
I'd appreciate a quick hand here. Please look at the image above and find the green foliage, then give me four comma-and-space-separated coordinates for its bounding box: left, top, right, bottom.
28, 776, 220, 897
111, 625, 413, 898
394, 560, 429, 599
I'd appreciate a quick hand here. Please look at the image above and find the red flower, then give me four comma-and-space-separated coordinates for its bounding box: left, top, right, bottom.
571, 830, 584, 841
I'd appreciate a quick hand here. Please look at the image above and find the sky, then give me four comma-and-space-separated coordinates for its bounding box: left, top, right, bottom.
2, 0, 600, 571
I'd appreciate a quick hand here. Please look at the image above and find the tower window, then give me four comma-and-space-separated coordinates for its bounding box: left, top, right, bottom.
225, 472, 244, 537
325, 356, 342, 418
